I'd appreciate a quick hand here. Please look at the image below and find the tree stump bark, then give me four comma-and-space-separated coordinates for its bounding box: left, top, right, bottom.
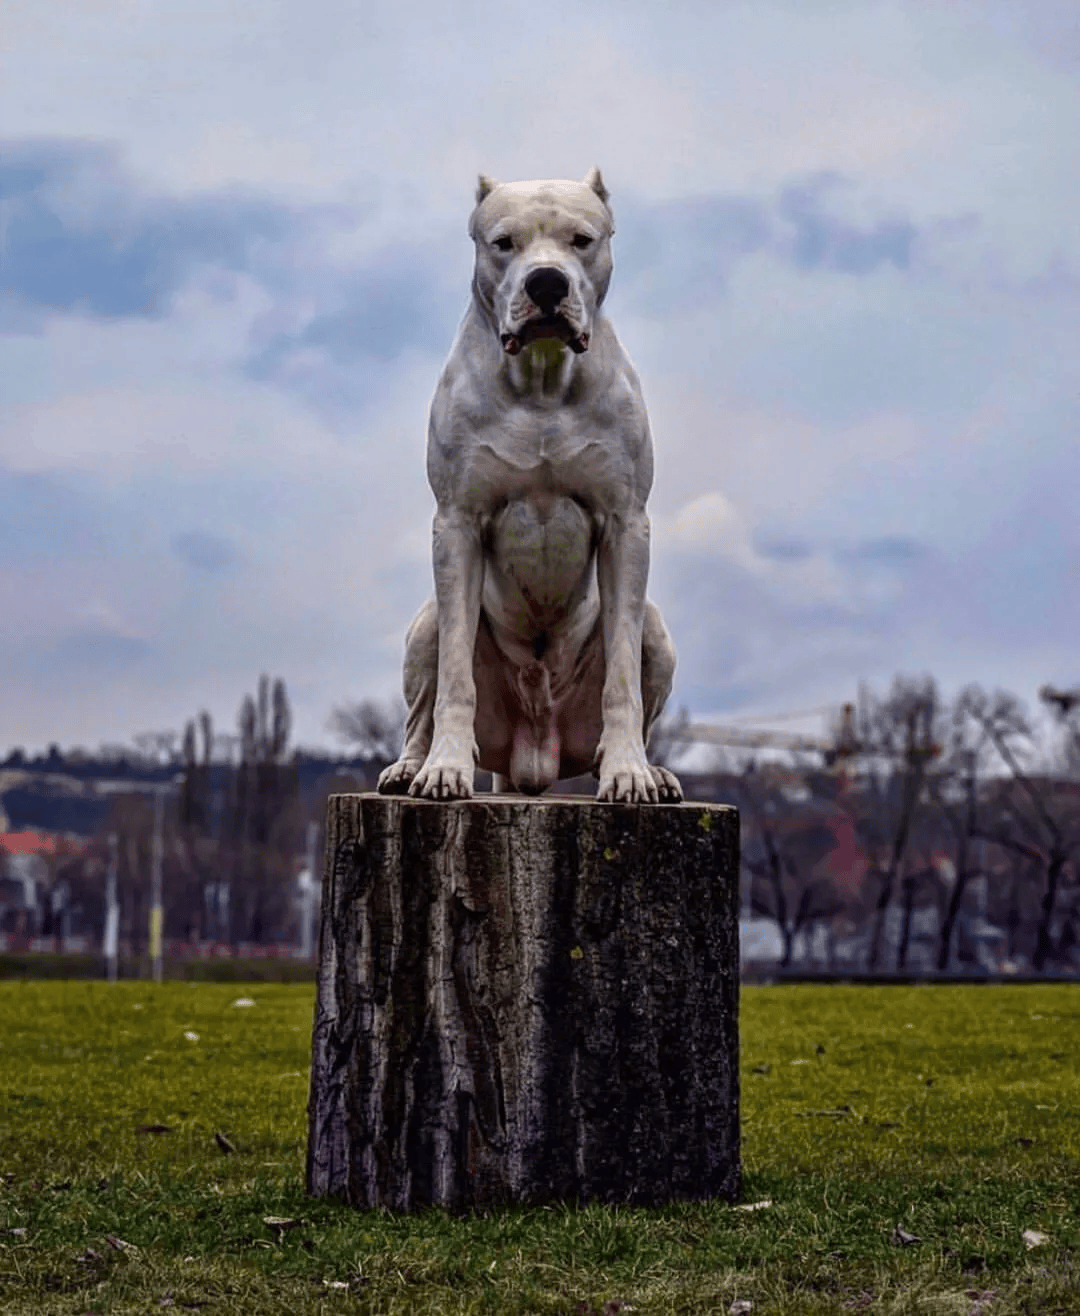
306, 793, 740, 1211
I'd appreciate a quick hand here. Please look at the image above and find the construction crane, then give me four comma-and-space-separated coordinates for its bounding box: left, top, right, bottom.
684, 702, 860, 767
1039, 684, 1080, 718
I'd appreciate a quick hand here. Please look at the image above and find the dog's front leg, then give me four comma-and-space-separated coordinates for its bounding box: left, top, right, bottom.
409, 507, 483, 800
595, 507, 659, 803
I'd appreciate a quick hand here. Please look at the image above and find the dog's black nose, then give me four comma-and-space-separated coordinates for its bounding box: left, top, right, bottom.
525, 266, 570, 313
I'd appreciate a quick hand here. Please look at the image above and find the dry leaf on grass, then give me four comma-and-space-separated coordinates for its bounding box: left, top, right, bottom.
891, 1225, 922, 1246
264, 1216, 305, 1244
966, 1291, 997, 1315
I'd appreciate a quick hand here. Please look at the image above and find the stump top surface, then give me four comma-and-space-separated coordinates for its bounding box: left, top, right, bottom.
336, 792, 736, 815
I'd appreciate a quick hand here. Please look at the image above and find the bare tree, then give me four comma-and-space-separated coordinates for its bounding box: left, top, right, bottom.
213, 733, 241, 764
328, 697, 406, 763
1040, 684, 1080, 776
227, 676, 301, 944
855, 676, 942, 972
177, 710, 217, 941
740, 765, 842, 967
132, 731, 180, 765
240, 674, 291, 763
239, 693, 257, 765
199, 710, 213, 765
97, 793, 156, 961
271, 678, 291, 761
179, 717, 214, 832
97, 743, 135, 764
925, 695, 993, 971
962, 685, 1080, 972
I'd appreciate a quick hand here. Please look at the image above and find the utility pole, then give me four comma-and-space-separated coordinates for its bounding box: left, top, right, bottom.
149, 789, 165, 983
104, 833, 119, 981
299, 819, 319, 959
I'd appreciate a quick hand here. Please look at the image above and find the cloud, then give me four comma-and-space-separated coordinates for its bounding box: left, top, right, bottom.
667, 491, 758, 567
653, 546, 889, 717
0, 0, 1078, 754
0, 469, 101, 566
610, 172, 930, 317
647, 471, 1078, 721
613, 194, 770, 312
0, 140, 939, 332
842, 536, 926, 565
0, 139, 313, 322
777, 175, 917, 274
170, 530, 241, 574
1, 138, 465, 416
17, 624, 152, 683
243, 253, 461, 412
2, 136, 958, 432
753, 536, 813, 563
651, 473, 1080, 721
661, 487, 932, 624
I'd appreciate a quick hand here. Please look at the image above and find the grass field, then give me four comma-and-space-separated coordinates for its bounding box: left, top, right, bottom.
0, 983, 1077, 1314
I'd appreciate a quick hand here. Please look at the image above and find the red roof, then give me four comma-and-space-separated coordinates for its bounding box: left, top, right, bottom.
0, 832, 90, 857
815, 808, 869, 895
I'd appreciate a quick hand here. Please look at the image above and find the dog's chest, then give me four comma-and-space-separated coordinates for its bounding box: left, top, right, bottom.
487, 494, 595, 617
461, 410, 625, 512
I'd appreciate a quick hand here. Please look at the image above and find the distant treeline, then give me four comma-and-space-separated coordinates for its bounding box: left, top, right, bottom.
3, 673, 1079, 976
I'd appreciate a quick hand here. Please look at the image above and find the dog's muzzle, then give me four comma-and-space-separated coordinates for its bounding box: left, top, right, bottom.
500, 264, 589, 356
500, 318, 590, 356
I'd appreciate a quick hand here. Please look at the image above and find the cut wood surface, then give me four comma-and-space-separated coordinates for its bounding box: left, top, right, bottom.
306, 793, 740, 1210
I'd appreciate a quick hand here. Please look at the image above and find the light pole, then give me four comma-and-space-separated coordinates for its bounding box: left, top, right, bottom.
149, 788, 165, 982
103, 832, 119, 981
147, 777, 183, 983
298, 819, 320, 960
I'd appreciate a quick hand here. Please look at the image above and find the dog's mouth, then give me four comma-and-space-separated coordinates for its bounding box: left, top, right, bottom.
501, 315, 589, 357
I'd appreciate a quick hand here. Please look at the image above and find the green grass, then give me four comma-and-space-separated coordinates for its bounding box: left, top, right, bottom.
0, 983, 1077, 1314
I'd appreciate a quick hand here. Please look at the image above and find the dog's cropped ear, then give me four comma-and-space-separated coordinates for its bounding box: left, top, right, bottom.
583, 166, 609, 206
476, 174, 499, 204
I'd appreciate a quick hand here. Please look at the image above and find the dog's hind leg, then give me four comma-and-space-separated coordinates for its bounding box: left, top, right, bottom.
377, 599, 437, 795
641, 600, 683, 802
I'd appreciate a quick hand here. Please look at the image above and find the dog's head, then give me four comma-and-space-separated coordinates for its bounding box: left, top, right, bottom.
468, 168, 614, 356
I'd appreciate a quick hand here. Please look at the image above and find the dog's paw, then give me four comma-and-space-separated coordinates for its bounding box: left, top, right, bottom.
377, 759, 423, 795
649, 764, 684, 802
596, 748, 659, 804
408, 761, 474, 800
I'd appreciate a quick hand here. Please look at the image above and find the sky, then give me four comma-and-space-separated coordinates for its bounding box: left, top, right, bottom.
2, 0, 1078, 755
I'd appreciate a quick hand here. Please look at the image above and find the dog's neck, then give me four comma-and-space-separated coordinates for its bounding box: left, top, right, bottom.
504, 338, 579, 399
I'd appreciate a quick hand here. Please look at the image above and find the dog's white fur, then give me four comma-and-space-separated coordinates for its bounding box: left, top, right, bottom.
378, 169, 681, 803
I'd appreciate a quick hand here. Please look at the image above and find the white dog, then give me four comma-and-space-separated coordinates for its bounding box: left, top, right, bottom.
378, 169, 681, 804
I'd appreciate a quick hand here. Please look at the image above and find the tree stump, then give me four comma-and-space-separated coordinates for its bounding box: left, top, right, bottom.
306, 793, 740, 1210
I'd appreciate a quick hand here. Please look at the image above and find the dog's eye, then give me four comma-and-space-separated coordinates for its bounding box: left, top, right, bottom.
571, 234, 594, 250
492, 235, 514, 252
